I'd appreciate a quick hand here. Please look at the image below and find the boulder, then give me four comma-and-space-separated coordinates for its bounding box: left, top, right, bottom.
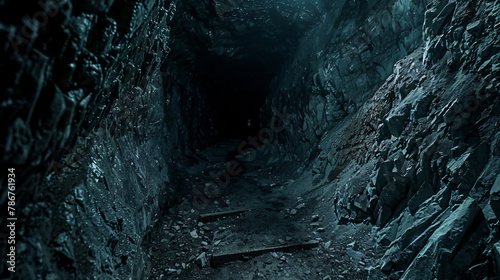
371, 160, 394, 193
494, 242, 500, 277
408, 182, 434, 214
446, 143, 489, 186
195, 252, 209, 268
490, 174, 500, 219
380, 180, 407, 210
377, 122, 391, 142
426, 1, 456, 37
400, 197, 479, 280
466, 20, 483, 36
384, 105, 411, 137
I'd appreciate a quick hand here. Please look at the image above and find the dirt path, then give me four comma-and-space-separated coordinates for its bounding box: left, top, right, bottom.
144, 140, 382, 280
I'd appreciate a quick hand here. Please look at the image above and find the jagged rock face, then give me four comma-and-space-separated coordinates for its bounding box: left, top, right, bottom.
263, 0, 500, 278
0, 0, 174, 196
261, 0, 429, 158
0, 0, 203, 279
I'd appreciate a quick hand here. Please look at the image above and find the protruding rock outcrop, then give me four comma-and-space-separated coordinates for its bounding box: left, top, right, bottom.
262, 0, 500, 278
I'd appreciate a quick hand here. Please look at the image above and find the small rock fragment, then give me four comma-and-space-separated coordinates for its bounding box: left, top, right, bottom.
166, 268, 177, 275
195, 252, 208, 268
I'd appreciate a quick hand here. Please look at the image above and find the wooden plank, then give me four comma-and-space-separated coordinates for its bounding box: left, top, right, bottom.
210, 241, 320, 267
199, 209, 253, 223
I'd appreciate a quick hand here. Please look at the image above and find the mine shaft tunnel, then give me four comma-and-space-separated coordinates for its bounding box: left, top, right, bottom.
194, 54, 275, 140
4, 0, 500, 279
164, 0, 324, 142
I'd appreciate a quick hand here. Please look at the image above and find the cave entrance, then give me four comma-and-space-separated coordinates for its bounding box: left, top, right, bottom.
165, 0, 323, 145
198, 55, 277, 142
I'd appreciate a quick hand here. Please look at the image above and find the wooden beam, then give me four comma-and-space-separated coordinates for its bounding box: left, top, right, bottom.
199, 209, 253, 223
210, 241, 320, 267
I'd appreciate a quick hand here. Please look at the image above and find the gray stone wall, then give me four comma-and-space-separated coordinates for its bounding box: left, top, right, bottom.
0, 1, 213, 278
262, 0, 500, 277
262, 0, 430, 160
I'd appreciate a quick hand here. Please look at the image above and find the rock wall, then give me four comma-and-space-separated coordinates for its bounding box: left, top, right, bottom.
1, 0, 173, 195
263, 0, 500, 278
15, 73, 175, 279
0, 0, 216, 278
262, 0, 429, 160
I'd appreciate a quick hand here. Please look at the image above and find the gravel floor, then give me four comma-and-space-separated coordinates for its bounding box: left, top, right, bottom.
143, 139, 384, 280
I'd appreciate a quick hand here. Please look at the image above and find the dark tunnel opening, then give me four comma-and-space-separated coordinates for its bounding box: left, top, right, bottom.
162, 0, 324, 145
196, 55, 280, 141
